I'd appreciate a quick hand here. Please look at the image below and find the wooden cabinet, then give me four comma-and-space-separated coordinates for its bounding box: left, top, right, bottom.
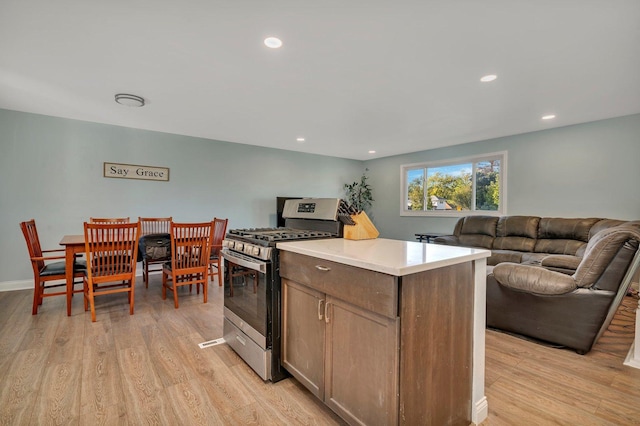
281, 252, 399, 426
280, 249, 476, 426
324, 295, 399, 426
281, 280, 325, 398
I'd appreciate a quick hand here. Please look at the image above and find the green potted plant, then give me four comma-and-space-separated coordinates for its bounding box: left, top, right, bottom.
343, 170, 378, 239
344, 169, 374, 213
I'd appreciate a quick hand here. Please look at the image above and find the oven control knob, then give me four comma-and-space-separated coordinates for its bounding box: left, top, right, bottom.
252, 246, 261, 256
235, 242, 244, 251
223, 240, 234, 249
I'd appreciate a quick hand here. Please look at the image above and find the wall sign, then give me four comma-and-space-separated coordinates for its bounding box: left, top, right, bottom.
104, 162, 170, 182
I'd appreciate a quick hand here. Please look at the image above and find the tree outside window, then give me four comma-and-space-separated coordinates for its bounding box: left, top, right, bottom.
402, 152, 505, 216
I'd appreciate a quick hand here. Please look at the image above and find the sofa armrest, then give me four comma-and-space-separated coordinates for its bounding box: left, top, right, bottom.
492, 262, 577, 295
433, 235, 459, 245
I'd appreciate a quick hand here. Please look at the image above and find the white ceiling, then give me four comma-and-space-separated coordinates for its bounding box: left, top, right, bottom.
1, 1, 639, 160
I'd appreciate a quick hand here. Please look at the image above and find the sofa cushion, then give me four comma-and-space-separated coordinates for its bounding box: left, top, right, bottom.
534, 218, 600, 255
588, 219, 626, 240
458, 216, 498, 248
493, 236, 536, 252
489, 250, 523, 266
496, 216, 539, 239
458, 234, 494, 249
520, 252, 547, 265
593, 240, 639, 291
537, 217, 599, 241
541, 255, 582, 273
460, 216, 499, 236
576, 219, 625, 257
574, 223, 640, 288
534, 239, 588, 255
433, 235, 460, 246
493, 216, 539, 251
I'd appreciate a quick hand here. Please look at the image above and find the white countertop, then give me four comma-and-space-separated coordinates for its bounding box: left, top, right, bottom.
276, 238, 491, 276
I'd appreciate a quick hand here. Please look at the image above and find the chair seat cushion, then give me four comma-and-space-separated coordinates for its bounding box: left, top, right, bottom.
541, 254, 582, 272
40, 260, 87, 277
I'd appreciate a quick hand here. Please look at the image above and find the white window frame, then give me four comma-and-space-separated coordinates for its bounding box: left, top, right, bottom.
400, 151, 507, 217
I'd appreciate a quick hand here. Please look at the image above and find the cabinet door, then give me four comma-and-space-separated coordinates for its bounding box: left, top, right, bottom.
281, 279, 326, 399
325, 296, 399, 426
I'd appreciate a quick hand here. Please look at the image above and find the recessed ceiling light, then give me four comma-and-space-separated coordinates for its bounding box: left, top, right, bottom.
480, 75, 497, 82
368, 150, 376, 154
296, 137, 305, 143
115, 93, 145, 107
264, 37, 283, 48
542, 114, 556, 120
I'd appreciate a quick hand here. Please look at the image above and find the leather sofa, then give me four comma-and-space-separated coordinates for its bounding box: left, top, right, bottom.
434, 216, 640, 354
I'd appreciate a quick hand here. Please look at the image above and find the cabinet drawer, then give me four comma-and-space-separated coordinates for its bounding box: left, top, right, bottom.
280, 251, 398, 318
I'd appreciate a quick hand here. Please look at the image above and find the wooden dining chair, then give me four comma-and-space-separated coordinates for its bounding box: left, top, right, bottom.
83, 221, 140, 322
162, 221, 213, 308
208, 218, 228, 285
20, 219, 86, 315
139, 217, 172, 287
89, 217, 130, 224
139, 217, 172, 235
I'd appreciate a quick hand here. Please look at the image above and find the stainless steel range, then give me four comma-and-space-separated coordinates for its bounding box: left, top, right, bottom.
221, 198, 344, 381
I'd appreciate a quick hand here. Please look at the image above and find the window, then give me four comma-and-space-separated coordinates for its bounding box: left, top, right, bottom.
400, 151, 506, 216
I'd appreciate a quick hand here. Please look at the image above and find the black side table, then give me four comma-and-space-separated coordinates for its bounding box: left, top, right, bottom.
415, 233, 444, 243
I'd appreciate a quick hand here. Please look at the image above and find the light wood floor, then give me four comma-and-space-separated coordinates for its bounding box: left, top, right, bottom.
0, 275, 638, 425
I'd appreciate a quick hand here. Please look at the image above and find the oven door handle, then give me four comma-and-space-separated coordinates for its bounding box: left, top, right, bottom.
222, 251, 267, 274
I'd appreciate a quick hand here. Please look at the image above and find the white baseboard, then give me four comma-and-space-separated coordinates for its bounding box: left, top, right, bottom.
472, 396, 489, 425
0, 266, 148, 293
625, 342, 640, 369
0, 279, 33, 292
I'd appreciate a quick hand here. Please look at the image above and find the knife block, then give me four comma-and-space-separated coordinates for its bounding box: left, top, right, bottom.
343, 211, 379, 240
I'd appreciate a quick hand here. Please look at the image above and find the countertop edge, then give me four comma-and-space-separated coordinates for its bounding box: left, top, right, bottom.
277, 238, 490, 276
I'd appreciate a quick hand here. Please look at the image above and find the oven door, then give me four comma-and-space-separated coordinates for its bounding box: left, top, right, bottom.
222, 249, 270, 345
221, 248, 288, 382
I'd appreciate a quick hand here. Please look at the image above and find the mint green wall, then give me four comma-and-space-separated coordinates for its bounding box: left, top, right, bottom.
3, 109, 639, 283
364, 114, 640, 242
0, 109, 362, 282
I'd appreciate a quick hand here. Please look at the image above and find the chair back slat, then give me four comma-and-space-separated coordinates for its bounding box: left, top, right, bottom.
170, 222, 213, 272
20, 219, 44, 270
139, 217, 172, 235
84, 222, 140, 279
210, 218, 229, 258
89, 217, 130, 224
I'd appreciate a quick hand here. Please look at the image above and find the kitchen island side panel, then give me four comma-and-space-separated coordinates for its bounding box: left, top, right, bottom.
399, 262, 474, 426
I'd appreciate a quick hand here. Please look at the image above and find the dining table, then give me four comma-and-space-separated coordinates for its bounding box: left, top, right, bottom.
59, 234, 85, 316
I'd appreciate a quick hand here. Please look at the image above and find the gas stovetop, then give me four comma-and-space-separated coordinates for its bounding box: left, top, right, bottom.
223, 227, 335, 261
227, 227, 334, 243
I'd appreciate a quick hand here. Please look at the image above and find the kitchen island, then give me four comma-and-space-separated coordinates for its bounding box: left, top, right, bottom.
276, 238, 491, 426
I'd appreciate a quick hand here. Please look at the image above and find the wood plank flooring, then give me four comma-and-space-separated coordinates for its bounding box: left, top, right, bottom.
0, 275, 638, 425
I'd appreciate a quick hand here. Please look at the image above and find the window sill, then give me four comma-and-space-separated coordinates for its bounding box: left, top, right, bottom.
400, 210, 503, 218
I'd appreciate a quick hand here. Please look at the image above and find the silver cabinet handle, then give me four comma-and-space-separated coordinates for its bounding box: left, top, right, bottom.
317, 299, 325, 320
324, 301, 331, 324
315, 265, 331, 271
